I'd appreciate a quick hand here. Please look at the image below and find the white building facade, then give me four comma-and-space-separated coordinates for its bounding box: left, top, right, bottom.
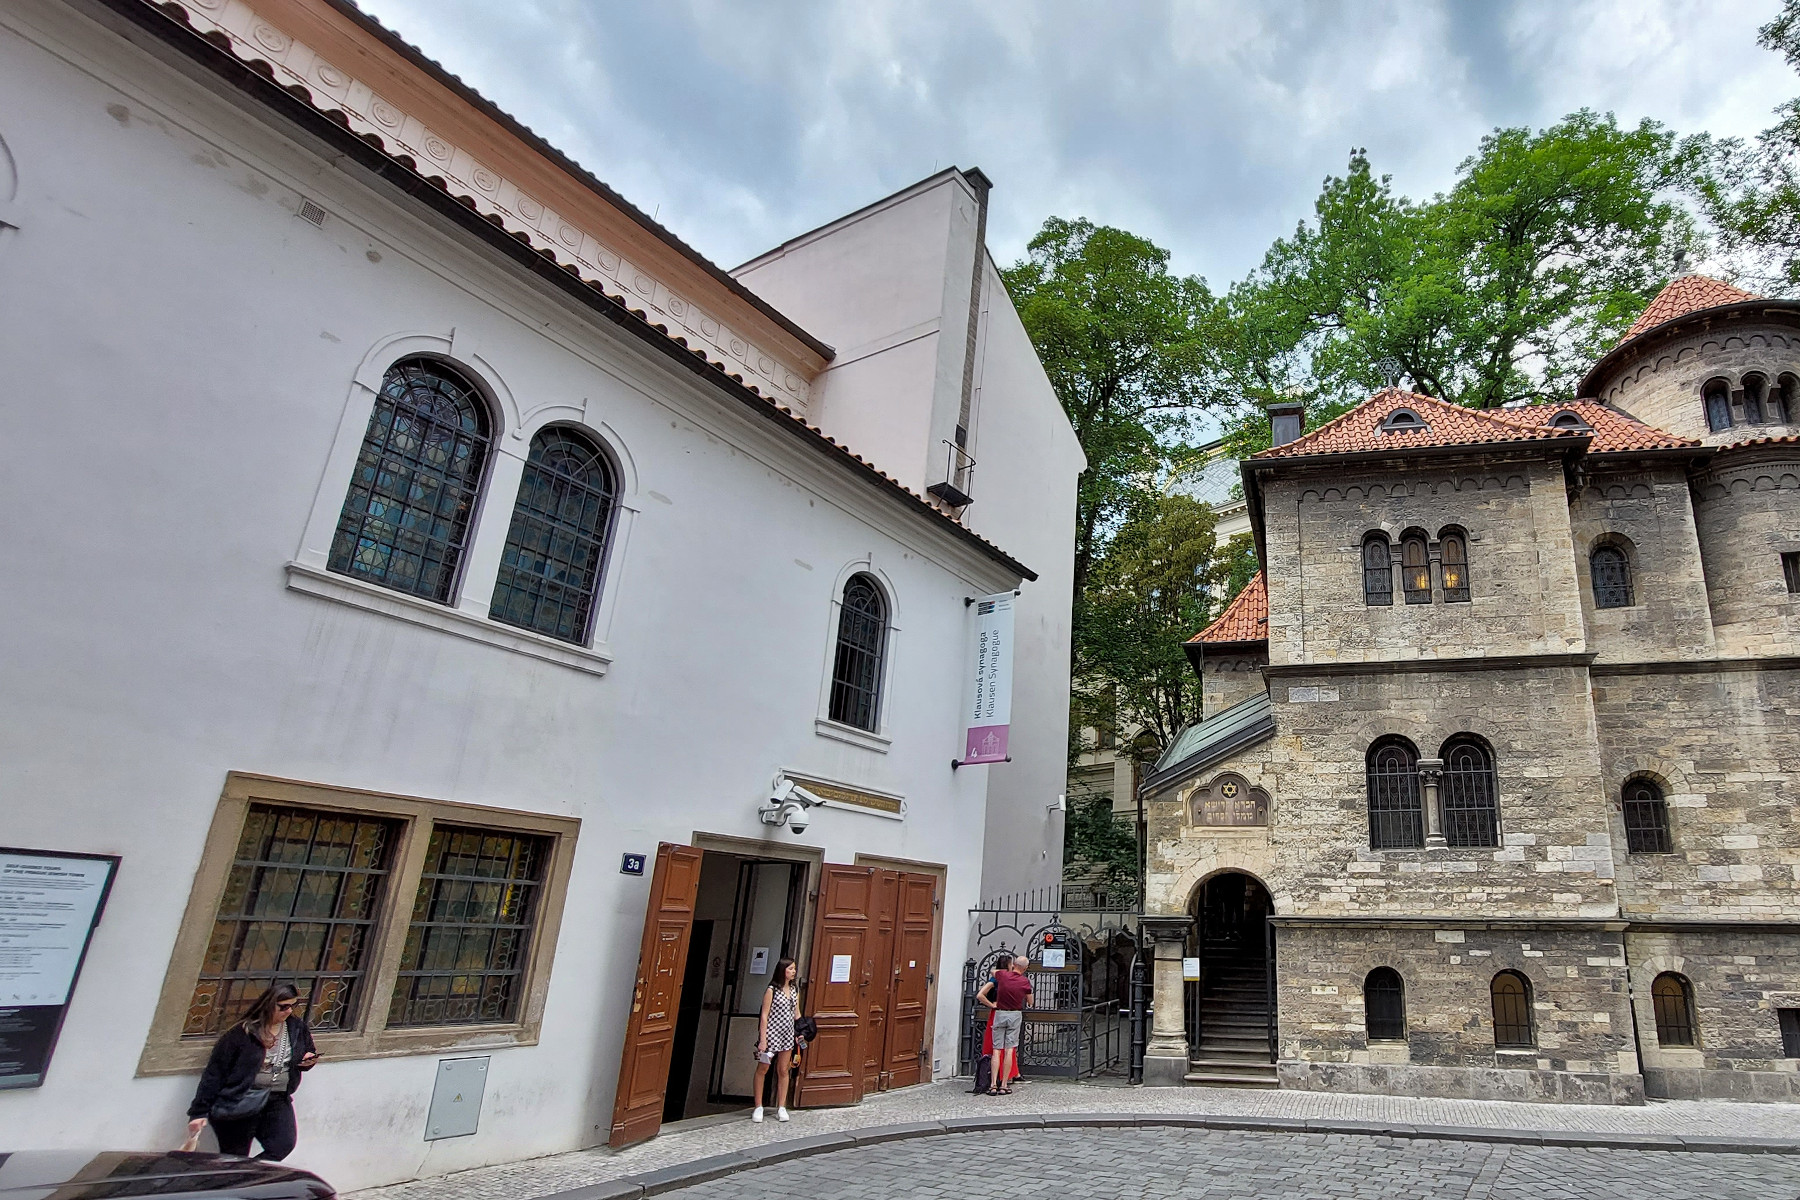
0, 0, 1081, 1188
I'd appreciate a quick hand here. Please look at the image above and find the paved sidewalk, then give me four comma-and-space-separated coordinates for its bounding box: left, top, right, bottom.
351, 1078, 1800, 1200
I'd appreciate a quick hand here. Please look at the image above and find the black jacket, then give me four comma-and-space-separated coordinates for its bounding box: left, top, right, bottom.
188, 1017, 316, 1119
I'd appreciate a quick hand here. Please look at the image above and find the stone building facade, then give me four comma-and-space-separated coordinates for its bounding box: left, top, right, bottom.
1138, 277, 1800, 1104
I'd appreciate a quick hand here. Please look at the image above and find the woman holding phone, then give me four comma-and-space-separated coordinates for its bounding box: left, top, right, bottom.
185, 983, 319, 1159
750, 958, 801, 1123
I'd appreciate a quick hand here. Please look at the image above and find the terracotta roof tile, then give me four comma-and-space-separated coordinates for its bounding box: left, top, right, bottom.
1485, 401, 1699, 454
1619, 275, 1760, 343
1190, 572, 1267, 644
1250, 389, 1579, 460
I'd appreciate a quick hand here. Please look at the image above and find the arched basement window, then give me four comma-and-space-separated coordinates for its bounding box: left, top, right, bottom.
1491, 971, 1534, 1049
1363, 533, 1393, 606
828, 574, 888, 731
1591, 544, 1633, 609
1367, 737, 1423, 850
329, 358, 491, 603
1652, 972, 1696, 1047
1623, 777, 1672, 854
1441, 735, 1499, 848
489, 427, 617, 644
1364, 968, 1406, 1041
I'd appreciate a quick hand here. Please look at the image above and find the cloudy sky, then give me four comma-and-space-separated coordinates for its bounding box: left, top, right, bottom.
354, 1, 1794, 289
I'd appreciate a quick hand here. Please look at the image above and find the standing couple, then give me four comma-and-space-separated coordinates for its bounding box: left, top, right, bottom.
976, 955, 1031, 1095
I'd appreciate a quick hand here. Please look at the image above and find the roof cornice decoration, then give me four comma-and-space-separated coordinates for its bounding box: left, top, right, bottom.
167, 0, 818, 413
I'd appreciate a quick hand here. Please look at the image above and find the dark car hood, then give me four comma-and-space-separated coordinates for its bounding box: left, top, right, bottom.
0, 1153, 333, 1200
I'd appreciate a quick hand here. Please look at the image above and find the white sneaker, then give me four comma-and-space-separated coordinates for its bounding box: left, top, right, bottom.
776, 1108, 790, 1122
751, 1107, 764, 1122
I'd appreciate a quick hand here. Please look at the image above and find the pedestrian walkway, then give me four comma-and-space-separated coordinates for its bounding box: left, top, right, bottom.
349, 1078, 1800, 1200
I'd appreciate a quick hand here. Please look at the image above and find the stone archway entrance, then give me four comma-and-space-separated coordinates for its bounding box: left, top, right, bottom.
1184, 872, 1276, 1087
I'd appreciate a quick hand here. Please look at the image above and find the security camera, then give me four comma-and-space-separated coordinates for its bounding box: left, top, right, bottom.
759, 774, 825, 834
785, 803, 810, 836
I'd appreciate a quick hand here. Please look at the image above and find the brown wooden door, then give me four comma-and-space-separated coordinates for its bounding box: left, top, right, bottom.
796, 864, 874, 1107
880, 872, 936, 1088
608, 842, 703, 1148
860, 869, 898, 1091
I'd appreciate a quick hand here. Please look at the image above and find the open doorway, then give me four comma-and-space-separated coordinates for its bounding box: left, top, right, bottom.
663, 852, 807, 1122
1184, 871, 1277, 1086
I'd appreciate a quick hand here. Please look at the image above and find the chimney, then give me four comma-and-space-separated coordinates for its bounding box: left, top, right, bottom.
1268, 398, 1304, 448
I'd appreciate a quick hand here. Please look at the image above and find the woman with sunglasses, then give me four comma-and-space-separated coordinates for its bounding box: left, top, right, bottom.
185, 983, 319, 1160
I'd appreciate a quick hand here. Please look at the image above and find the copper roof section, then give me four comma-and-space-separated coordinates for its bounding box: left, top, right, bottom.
1190, 572, 1267, 645
1485, 401, 1700, 454
1250, 389, 1580, 461
1618, 275, 1760, 345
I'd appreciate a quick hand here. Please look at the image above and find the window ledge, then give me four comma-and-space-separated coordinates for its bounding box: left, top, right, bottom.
139, 1023, 539, 1076
285, 562, 613, 677
814, 717, 892, 754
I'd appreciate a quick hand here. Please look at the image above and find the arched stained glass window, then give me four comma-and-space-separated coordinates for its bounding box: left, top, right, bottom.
329, 358, 491, 603
489, 427, 617, 644
828, 575, 888, 732
1440, 530, 1470, 603
1401, 532, 1431, 604
1703, 379, 1733, 432
1652, 972, 1696, 1047
1591, 545, 1633, 609
1363, 534, 1393, 606
1367, 737, 1422, 850
1441, 735, 1499, 848
1491, 971, 1534, 1048
1623, 776, 1672, 854
1364, 968, 1406, 1042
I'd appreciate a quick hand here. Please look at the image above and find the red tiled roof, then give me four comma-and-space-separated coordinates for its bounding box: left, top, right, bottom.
1250, 389, 1580, 460
1485, 401, 1699, 454
1619, 275, 1760, 343
1190, 572, 1267, 644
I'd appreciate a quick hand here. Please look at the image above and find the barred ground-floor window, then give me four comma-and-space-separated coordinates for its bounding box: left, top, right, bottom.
138, 774, 579, 1076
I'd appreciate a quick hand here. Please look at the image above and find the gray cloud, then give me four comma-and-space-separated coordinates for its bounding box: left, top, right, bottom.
356, 0, 1792, 290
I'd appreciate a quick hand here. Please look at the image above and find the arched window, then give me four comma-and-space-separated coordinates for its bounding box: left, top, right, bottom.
1491, 971, 1534, 1048
488, 427, 617, 644
1549, 410, 1588, 430
1440, 736, 1499, 847
1780, 374, 1798, 425
1362, 534, 1393, 606
828, 574, 888, 731
1381, 408, 1426, 433
1623, 776, 1672, 853
1439, 528, 1470, 603
1651, 972, 1696, 1046
1744, 374, 1769, 424
1591, 544, 1633, 609
329, 358, 491, 603
1401, 531, 1431, 605
1364, 968, 1406, 1041
1367, 737, 1423, 850
1703, 378, 1733, 432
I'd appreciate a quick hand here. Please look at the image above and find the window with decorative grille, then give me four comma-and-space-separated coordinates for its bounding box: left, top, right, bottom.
329, 359, 491, 603
1439, 531, 1470, 603
1491, 971, 1533, 1048
186, 804, 398, 1036
1651, 973, 1696, 1046
828, 575, 888, 731
1401, 534, 1431, 604
1440, 737, 1499, 847
1367, 738, 1423, 849
387, 826, 550, 1028
1590, 545, 1633, 609
1363, 535, 1393, 606
1364, 968, 1406, 1041
1623, 778, 1672, 853
489, 428, 617, 644
1784, 551, 1800, 594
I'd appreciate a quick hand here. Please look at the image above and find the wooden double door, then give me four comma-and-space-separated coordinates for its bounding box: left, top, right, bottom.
609, 845, 937, 1147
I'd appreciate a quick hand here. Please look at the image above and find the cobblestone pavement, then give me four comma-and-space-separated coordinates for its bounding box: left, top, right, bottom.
350, 1079, 1800, 1200
671, 1127, 1800, 1200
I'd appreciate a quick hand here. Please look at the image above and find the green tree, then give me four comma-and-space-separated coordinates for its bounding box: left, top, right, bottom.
1062, 791, 1141, 894
1001, 218, 1224, 596
1694, 1, 1800, 288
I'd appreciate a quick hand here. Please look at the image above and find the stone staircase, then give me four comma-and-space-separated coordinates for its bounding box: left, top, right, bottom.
1186, 942, 1277, 1088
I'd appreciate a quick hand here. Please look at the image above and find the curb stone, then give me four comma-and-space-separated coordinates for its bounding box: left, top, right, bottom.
535, 1113, 1800, 1199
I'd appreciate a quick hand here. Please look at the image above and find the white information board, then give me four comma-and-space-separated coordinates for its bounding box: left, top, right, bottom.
0, 849, 119, 1089
829, 954, 853, 983
1182, 957, 1201, 981
1040, 948, 1066, 969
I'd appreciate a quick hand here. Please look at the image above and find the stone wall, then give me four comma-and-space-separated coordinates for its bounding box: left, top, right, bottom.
1200, 648, 1268, 717
1590, 320, 1800, 447
1627, 927, 1800, 1100
1568, 462, 1716, 663
1593, 666, 1800, 919
1274, 923, 1642, 1104
1691, 446, 1800, 656
1260, 456, 1586, 668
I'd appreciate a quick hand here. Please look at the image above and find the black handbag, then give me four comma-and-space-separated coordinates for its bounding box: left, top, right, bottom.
209, 1085, 270, 1123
